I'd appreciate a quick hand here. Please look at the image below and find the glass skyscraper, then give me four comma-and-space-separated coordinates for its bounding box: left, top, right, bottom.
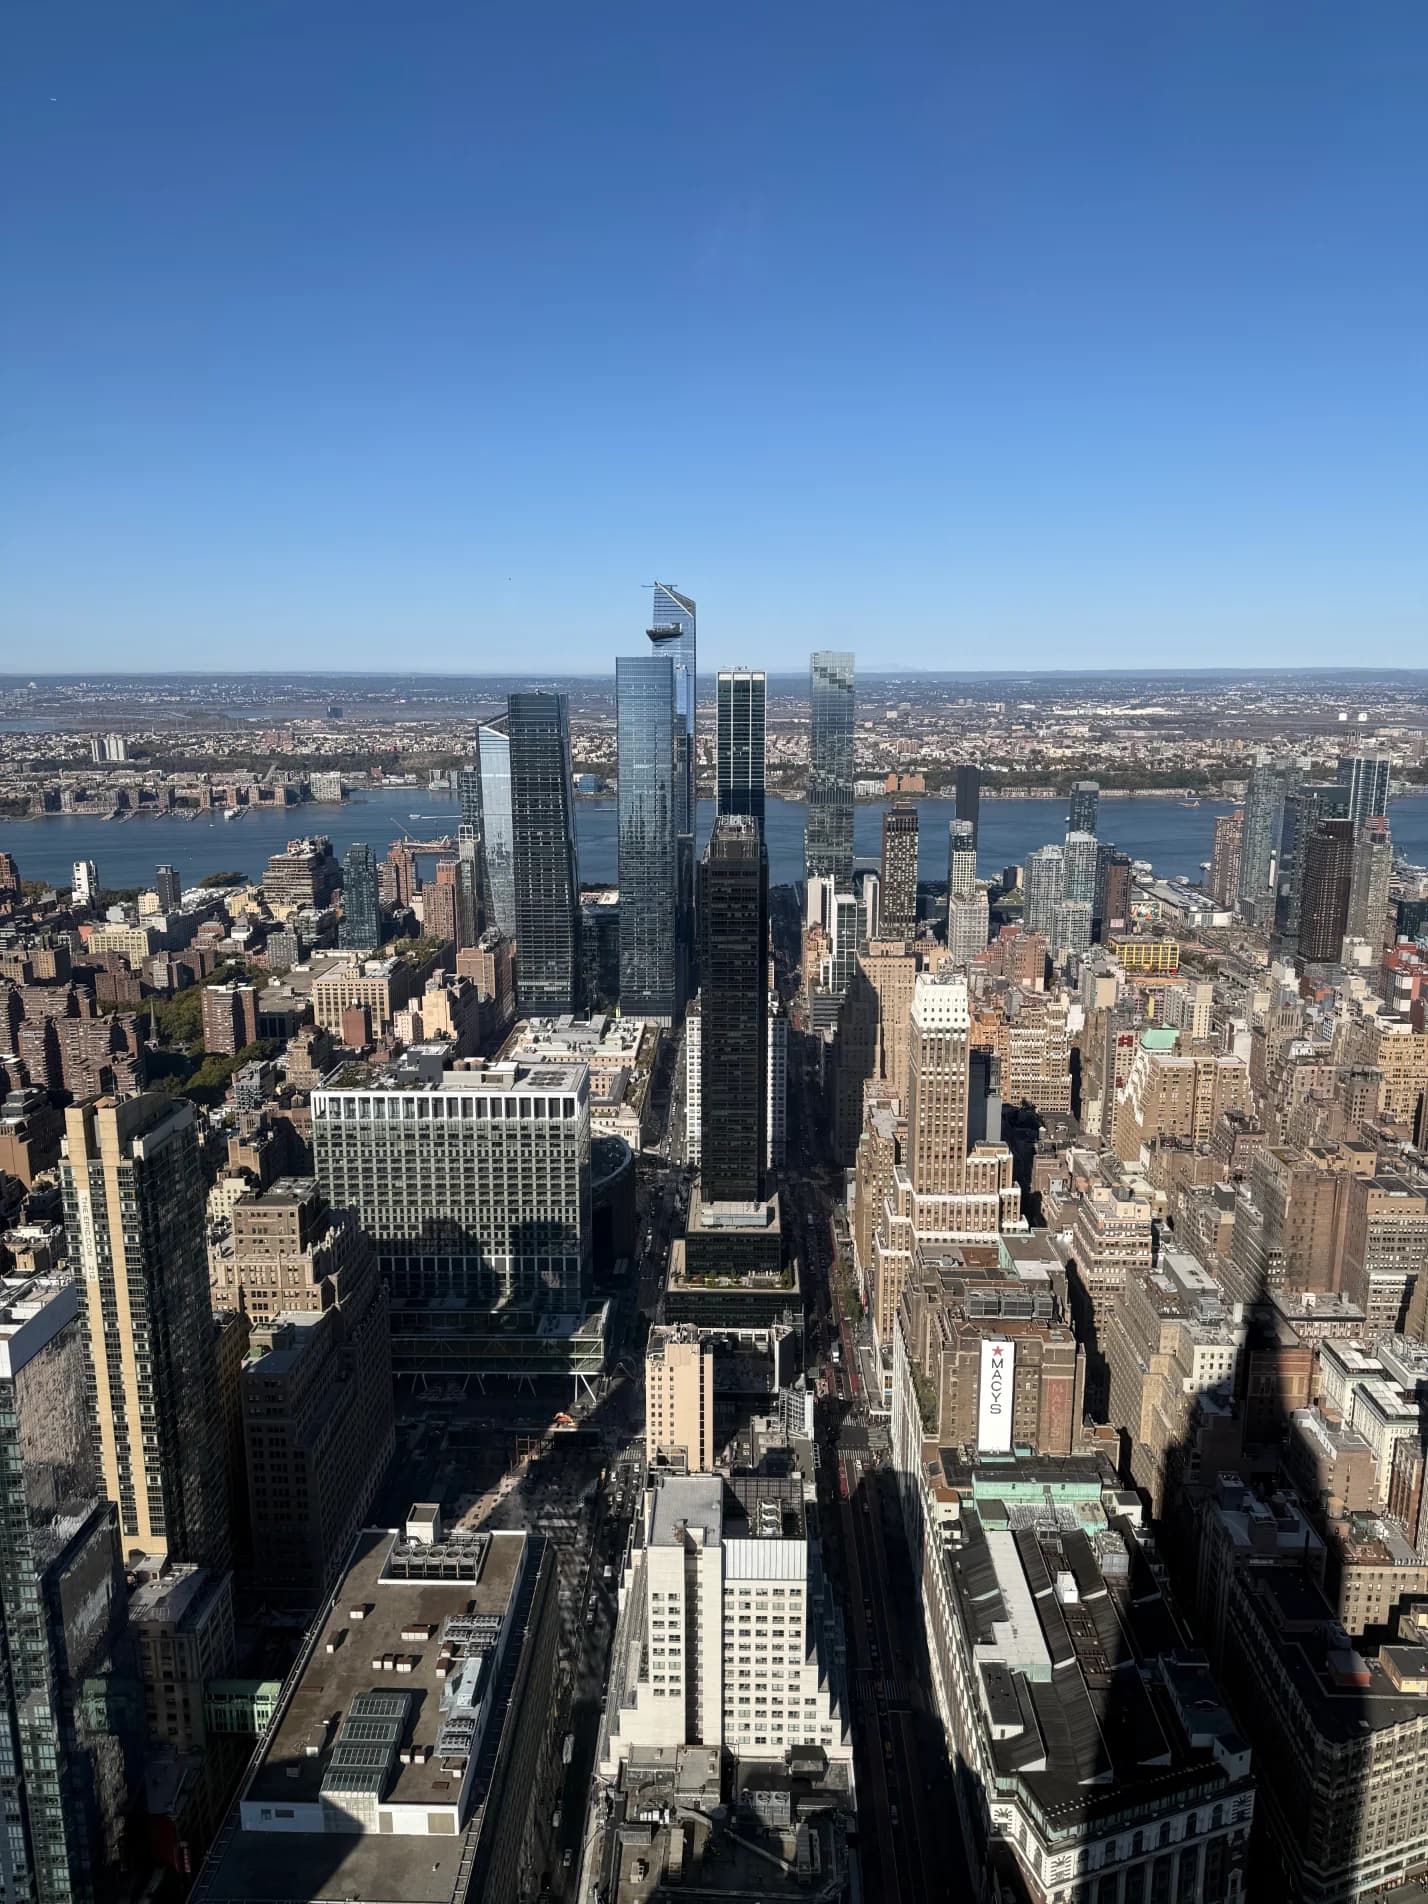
717, 670, 766, 827
617, 653, 678, 1021
0, 1277, 136, 1904
1068, 780, 1099, 836
476, 720, 516, 938
339, 840, 381, 950
700, 816, 768, 1203
1337, 753, 1392, 826
647, 584, 697, 998
806, 650, 855, 887
507, 691, 580, 1013
954, 764, 982, 850
1239, 759, 1291, 901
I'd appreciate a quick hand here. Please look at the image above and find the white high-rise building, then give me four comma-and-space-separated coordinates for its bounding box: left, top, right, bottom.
71, 859, 99, 907
947, 892, 990, 964
767, 993, 787, 1170
599, 1474, 852, 1774
684, 997, 702, 1166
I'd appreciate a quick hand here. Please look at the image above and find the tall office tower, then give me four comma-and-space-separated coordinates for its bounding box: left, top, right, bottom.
1299, 820, 1356, 963
1238, 758, 1291, 900
154, 863, 181, 911
806, 650, 855, 886
716, 670, 767, 826
1346, 820, 1394, 946
0, 1275, 135, 1904
1275, 779, 1348, 948
223, 1180, 394, 1603
767, 992, 788, 1171
646, 583, 697, 841
1062, 829, 1098, 906
71, 859, 99, 907
474, 720, 516, 937
954, 763, 982, 849
1068, 780, 1100, 836
645, 1328, 716, 1471
647, 584, 697, 999
339, 840, 381, 950
508, 691, 580, 1013
314, 1059, 592, 1309
947, 819, 977, 900
1338, 751, 1392, 824
699, 817, 768, 1203
907, 973, 972, 1195
1208, 809, 1245, 907
1095, 845, 1132, 937
616, 653, 678, 1022
1024, 844, 1064, 937
880, 803, 919, 940
684, 995, 702, 1166
61, 1094, 228, 1567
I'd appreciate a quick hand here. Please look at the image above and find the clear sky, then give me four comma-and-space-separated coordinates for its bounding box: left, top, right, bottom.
3, 1, 1425, 673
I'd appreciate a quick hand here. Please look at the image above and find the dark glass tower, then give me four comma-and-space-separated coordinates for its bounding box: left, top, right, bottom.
717, 670, 767, 827
476, 719, 516, 938
954, 764, 982, 850
1300, 820, 1356, 963
699, 816, 768, 1203
1239, 759, 1293, 901
339, 840, 381, 950
806, 650, 855, 887
1275, 779, 1348, 949
616, 653, 678, 1021
1068, 780, 1100, 836
508, 691, 580, 1013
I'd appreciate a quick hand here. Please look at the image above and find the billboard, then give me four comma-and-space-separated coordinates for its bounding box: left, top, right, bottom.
978, 1338, 1015, 1453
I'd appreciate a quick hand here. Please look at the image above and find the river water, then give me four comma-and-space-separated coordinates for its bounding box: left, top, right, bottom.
6, 789, 1428, 893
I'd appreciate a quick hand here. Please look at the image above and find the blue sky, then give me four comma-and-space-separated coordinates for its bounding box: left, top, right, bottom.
3, 1, 1425, 672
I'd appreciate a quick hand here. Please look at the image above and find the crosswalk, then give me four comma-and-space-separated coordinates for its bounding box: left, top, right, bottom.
853, 1668, 915, 1712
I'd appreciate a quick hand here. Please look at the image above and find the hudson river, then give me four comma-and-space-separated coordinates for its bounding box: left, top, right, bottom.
6, 790, 1428, 893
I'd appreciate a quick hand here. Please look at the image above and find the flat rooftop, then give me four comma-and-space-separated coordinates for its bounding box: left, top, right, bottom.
198, 1525, 535, 1904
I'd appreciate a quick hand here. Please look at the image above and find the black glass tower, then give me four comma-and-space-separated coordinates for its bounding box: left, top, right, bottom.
1068, 780, 1099, 836
699, 816, 768, 1202
617, 653, 678, 1021
647, 583, 697, 999
508, 691, 580, 1013
339, 840, 381, 950
806, 650, 855, 887
954, 764, 982, 850
717, 670, 766, 828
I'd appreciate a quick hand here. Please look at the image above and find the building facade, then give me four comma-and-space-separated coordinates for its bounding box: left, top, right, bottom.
615, 653, 677, 1022
507, 692, 580, 1013
716, 670, 767, 828
806, 650, 855, 887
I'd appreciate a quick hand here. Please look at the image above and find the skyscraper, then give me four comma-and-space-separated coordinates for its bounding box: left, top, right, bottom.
475, 721, 515, 937
1024, 844, 1064, 938
947, 819, 977, 900
61, 1094, 228, 1567
1337, 751, 1392, 826
507, 691, 580, 1014
1095, 844, 1132, 938
71, 860, 99, 907
0, 1275, 135, 1904
1300, 820, 1356, 963
907, 973, 972, 1196
806, 651, 855, 887
1068, 780, 1100, 836
716, 670, 767, 827
456, 761, 483, 836
1239, 759, 1291, 901
699, 817, 768, 1203
647, 584, 697, 1000
339, 840, 381, 950
1346, 820, 1394, 947
1208, 810, 1245, 907
616, 653, 678, 1022
646, 583, 697, 841
1062, 830, 1099, 906
880, 803, 919, 940
954, 764, 982, 850
1275, 779, 1349, 949
154, 864, 181, 911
